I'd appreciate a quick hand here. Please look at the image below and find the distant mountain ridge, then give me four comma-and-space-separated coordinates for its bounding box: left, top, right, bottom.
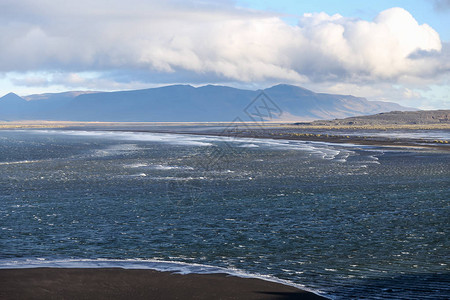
0, 84, 415, 122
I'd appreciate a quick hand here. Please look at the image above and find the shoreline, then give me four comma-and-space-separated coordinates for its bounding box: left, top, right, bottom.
1, 120, 449, 130
0, 267, 327, 299
78, 127, 450, 151
1, 122, 448, 150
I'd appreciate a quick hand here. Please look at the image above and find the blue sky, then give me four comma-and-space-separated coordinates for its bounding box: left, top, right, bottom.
0, 0, 449, 109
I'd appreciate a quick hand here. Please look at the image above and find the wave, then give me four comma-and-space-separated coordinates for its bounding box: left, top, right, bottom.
238, 143, 259, 148
151, 164, 195, 171
0, 258, 328, 298
124, 163, 149, 168
35, 130, 214, 147
123, 163, 195, 171
89, 144, 141, 158
0, 159, 45, 166
25, 129, 374, 163
116, 174, 208, 181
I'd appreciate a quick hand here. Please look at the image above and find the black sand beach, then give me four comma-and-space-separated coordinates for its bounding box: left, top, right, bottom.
0, 268, 326, 300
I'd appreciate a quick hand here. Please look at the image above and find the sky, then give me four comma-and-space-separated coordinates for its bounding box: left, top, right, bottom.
1, 0, 449, 109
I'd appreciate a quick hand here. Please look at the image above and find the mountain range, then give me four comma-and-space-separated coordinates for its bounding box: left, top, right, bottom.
0, 84, 414, 122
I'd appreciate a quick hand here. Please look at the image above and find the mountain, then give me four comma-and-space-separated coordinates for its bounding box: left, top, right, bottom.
0, 84, 415, 122
23, 91, 97, 102
58, 85, 257, 122
0, 93, 28, 120
263, 84, 410, 120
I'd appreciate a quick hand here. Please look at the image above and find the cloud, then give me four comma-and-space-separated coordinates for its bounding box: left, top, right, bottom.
299, 8, 446, 81
8, 71, 157, 92
431, 0, 450, 11
10, 75, 50, 87
0, 1, 448, 90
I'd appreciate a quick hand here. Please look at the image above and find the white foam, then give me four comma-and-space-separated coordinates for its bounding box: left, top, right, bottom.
147, 176, 207, 181
123, 163, 195, 172
152, 164, 194, 171
124, 163, 149, 168
0, 258, 329, 298
88, 144, 141, 158
238, 143, 259, 148
0, 159, 44, 166
24, 130, 361, 163
361, 155, 381, 164
35, 130, 214, 147
105, 144, 141, 151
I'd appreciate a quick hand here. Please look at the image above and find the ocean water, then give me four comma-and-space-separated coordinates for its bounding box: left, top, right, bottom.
0, 129, 449, 299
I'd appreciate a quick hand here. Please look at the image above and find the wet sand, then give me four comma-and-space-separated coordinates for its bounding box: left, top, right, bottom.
0, 268, 326, 300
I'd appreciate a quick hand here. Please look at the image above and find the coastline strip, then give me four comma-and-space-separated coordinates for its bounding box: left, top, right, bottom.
89, 128, 450, 151
0, 268, 327, 299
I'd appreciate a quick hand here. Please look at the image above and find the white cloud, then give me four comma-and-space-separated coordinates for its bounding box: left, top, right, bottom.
0, 1, 449, 108
10, 75, 50, 87
297, 8, 444, 81
0, 2, 446, 81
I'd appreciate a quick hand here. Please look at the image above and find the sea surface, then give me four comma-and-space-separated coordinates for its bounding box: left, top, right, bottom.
0, 129, 449, 299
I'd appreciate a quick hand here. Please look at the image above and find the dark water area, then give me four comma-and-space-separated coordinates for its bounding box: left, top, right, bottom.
0, 129, 449, 299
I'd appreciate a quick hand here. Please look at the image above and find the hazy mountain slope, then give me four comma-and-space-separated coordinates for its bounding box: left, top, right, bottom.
264, 84, 412, 120
0, 84, 415, 121
57, 85, 257, 121
23, 91, 97, 102
0, 93, 28, 120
